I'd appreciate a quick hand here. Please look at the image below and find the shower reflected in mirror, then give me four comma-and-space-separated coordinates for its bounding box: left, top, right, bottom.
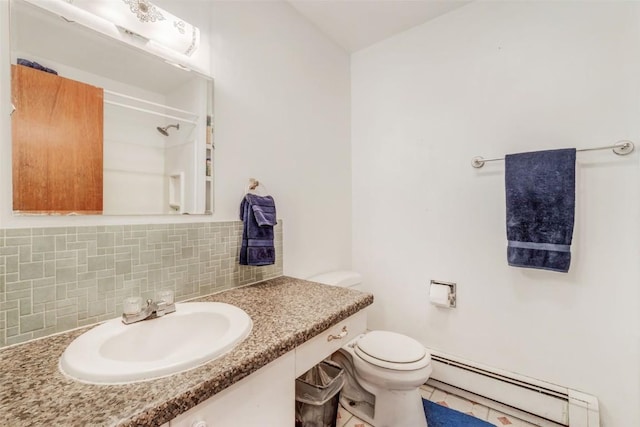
157, 123, 180, 136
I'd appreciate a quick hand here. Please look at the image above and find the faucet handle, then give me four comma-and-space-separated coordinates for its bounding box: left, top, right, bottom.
155, 299, 176, 317
157, 290, 174, 304
156, 301, 167, 317
123, 297, 143, 315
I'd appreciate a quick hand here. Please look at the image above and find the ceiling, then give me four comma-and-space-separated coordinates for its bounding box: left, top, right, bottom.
287, 0, 472, 52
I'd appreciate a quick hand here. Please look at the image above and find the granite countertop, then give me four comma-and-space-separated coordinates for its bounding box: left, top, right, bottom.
0, 276, 373, 426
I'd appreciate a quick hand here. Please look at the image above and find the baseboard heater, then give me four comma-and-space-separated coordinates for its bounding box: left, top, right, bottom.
427, 350, 600, 427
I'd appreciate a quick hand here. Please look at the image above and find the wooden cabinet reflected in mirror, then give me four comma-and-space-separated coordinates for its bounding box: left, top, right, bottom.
11, 64, 104, 214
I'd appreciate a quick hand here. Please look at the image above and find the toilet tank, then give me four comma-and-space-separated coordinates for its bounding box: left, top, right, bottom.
307, 271, 363, 291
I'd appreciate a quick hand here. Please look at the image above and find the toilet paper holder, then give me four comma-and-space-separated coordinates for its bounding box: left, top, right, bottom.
430, 280, 456, 308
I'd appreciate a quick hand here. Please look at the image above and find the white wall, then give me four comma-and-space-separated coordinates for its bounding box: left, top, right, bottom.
208, 1, 352, 277
351, 2, 640, 426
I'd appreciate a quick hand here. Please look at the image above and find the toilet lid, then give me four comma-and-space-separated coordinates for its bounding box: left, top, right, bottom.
355, 331, 426, 364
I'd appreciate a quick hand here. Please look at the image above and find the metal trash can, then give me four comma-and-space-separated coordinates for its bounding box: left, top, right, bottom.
295, 360, 345, 427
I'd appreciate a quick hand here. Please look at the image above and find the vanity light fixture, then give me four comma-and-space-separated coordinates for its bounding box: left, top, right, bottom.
22, 0, 200, 57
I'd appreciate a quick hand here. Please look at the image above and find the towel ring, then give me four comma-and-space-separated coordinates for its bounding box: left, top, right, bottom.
248, 178, 259, 191
246, 178, 269, 196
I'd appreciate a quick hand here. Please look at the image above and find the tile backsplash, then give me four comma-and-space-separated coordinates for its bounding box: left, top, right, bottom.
0, 221, 283, 348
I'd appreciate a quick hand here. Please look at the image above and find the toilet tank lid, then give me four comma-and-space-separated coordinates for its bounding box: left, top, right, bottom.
307, 271, 362, 287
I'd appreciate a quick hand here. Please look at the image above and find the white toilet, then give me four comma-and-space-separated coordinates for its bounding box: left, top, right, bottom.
308, 271, 432, 427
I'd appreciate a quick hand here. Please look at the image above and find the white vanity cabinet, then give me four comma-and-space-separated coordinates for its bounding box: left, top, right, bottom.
169, 310, 366, 427
169, 352, 295, 427
294, 309, 367, 377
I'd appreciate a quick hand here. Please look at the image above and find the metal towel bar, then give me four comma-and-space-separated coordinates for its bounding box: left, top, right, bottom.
471, 140, 635, 168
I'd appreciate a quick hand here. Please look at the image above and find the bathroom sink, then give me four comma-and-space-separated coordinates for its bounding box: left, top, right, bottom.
59, 302, 252, 384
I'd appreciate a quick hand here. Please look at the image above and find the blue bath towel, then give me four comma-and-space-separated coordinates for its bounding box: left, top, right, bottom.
17, 58, 58, 75
239, 194, 277, 266
505, 148, 576, 273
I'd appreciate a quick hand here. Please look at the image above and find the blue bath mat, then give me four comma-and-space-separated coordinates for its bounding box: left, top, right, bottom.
423, 398, 493, 427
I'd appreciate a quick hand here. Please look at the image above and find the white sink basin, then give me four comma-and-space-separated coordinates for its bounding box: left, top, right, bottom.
59, 302, 252, 384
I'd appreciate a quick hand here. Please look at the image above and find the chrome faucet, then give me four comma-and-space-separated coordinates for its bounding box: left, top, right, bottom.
122, 298, 176, 325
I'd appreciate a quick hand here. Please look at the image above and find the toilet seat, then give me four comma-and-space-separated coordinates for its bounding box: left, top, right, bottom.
354, 331, 431, 371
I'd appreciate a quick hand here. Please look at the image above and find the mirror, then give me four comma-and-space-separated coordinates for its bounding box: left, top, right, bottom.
9, 0, 214, 215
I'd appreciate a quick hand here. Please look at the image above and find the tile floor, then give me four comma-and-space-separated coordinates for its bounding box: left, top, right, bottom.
336, 384, 542, 427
